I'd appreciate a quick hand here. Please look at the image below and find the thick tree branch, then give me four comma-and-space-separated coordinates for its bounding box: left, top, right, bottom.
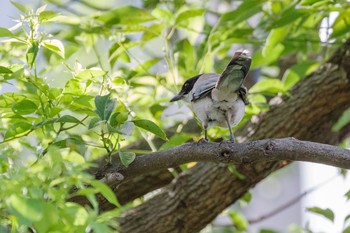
113, 138, 350, 180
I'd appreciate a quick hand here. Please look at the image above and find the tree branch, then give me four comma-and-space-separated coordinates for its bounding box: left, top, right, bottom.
112, 138, 350, 182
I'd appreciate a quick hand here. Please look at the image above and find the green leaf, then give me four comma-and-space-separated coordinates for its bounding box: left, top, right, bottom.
251, 44, 284, 69
241, 192, 252, 204
331, 9, 350, 38
97, 6, 155, 26
76, 68, 106, 80
283, 62, 320, 90
119, 122, 134, 136
4, 122, 32, 139
90, 180, 120, 207
8, 195, 43, 223
56, 115, 82, 124
159, 134, 192, 150
119, 151, 136, 167
133, 119, 167, 140
307, 207, 334, 222
217, 0, 263, 27
332, 108, 350, 132
94, 94, 117, 121
249, 78, 285, 95
272, 8, 308, 28
26, 42, 39, 69
175, 8, 205, 25
12, 99, 37, 115
39, 10, 59, 22
42, 39, 65, 58
263, 25, 290, 57
89, 117, 103, 129
90, 221, 111, 233
227, 164, 246, 180
0, 27, 14, 37
0, 66, 13, 74
10, 0, 29, 13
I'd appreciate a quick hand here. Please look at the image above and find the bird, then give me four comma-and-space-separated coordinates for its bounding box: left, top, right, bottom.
170, 50, 251, 142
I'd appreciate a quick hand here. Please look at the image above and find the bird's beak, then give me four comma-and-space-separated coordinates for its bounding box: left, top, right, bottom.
170, 92, 184, 102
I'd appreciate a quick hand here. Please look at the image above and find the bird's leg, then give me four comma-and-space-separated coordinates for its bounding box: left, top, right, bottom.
225, 115, 236, 143
198, 123, 209, 143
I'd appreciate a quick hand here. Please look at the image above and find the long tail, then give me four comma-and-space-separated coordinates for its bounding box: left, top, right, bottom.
215, 49, 252, 91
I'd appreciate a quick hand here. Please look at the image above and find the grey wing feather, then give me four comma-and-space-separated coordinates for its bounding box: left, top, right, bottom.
191, 73, 219, 101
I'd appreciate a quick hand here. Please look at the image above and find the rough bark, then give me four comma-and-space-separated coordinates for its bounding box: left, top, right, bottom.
118, 40, 350, 232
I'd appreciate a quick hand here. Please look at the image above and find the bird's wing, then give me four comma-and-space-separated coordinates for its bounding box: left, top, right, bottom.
191, 73, 219, 101
215, 50, 251, 92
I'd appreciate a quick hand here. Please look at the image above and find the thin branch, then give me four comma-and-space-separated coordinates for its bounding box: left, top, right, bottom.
104, 137, 350, 184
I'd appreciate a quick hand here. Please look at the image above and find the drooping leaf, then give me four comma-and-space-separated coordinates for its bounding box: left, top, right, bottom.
26, 41, 39, 69
90, 180, 120, 207
307, 207, 334, 222
119, 151, 136, 167
94, 94, 117, 121
133, 119, 167, 140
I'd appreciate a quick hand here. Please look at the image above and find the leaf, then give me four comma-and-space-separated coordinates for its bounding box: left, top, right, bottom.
175, 8, 205, 25
56, 115, 82, 124
263, 25, 290, 57
241, 192, 252, 204
39, 10, 59, 22
159, 134, 192, 150
217, 0, 263, 27
332, 108, 350, 132
42, 39, 65, 58
10, 0, 29, 13
94, 94, 117, 121
119, 151, 136, 167
5, 122, 32, 139
26, 42, 39, 69
12, 99, 37, 115
227, 164, 246, 180
272, 8, 308, 28
97, 6, 155, 26
307, 207, 334, 222
249, 78, 285, 95
0, 66, 13, 74
331, 9, 350, 38
0, 27, 14, 37
8, 195, 43, 223
251, 44, 284, 69
89, 117, 103, 129
76, 68, 106, 80
119, 121, 134, 136
133, 119, 167, 140
90, 180, 120, 207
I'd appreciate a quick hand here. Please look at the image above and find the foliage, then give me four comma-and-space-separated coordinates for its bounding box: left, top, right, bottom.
0, 0, 349, 232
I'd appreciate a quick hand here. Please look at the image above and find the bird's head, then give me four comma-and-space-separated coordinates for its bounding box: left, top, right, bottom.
170, 75, 201, 102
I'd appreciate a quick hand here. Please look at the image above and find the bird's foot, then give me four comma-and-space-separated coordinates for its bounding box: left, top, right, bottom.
198, 138, 209, 143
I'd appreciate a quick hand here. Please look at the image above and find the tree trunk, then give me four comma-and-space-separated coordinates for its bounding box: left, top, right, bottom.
118, 40, 350, 232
